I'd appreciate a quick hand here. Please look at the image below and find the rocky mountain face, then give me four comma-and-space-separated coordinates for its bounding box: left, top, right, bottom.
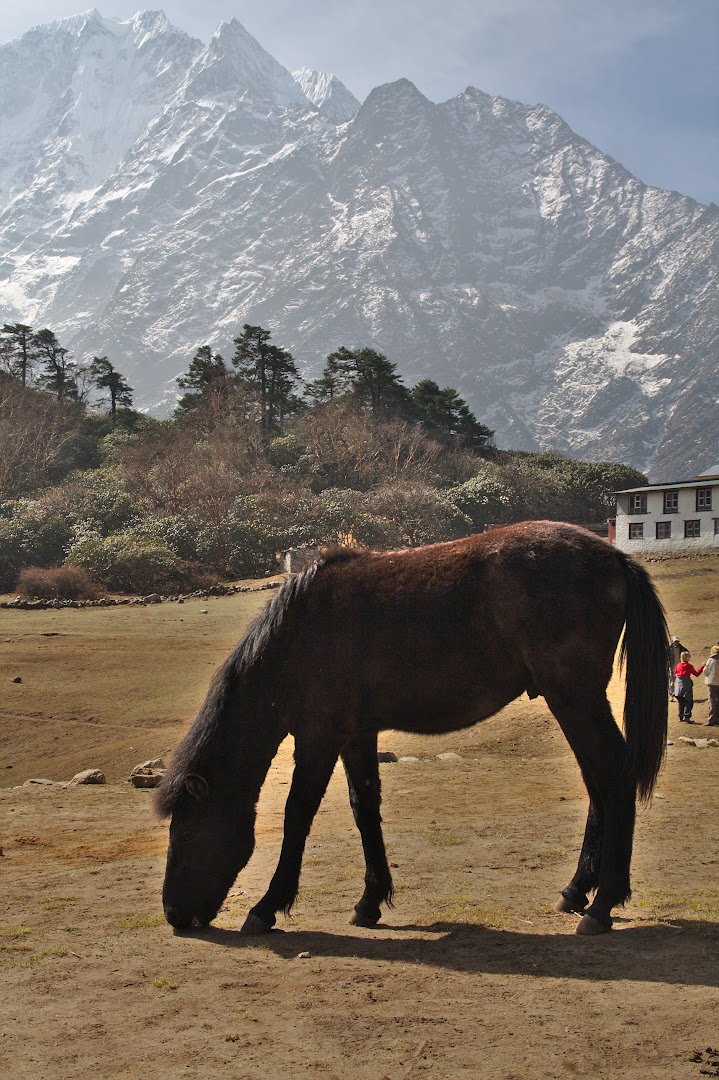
1, 9, 716, 480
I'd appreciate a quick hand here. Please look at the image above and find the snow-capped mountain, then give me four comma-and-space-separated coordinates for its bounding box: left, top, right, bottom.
1, 10, 717, 480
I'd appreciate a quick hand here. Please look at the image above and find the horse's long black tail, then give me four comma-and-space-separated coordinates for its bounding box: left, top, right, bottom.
619, 554, 669, 802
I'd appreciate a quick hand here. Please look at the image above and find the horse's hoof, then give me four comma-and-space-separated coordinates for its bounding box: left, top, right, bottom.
555, 895, 585, 914
575, 913, 611, 936
349, 909, 380, 927
240, 913, 274, 936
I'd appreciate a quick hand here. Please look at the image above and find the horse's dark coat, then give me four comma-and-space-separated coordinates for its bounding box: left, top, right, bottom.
156, 521, 668, 936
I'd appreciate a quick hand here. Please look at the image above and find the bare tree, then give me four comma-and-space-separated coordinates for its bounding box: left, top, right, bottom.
0, 376, 81, 495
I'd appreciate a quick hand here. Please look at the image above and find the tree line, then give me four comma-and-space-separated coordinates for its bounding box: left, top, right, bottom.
2, 319, 493, 447
177, 325, 494, 450
1, 322, 133, 414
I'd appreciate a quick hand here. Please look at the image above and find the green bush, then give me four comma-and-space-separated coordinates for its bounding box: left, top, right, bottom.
129, 516, 200, 561
447, 469, 514, 530
195, 517, 285, 578
0, 517, 24, 592
66, 534, 202, 594
364, 484, 473, 546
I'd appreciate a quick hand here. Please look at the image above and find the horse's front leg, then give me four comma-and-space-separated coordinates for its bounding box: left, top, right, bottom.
241, 733, 339, 935
341, 733, 394, 927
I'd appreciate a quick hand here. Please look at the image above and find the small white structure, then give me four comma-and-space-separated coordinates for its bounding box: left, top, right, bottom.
281, 547, 319, 573
614, 467, 719, 553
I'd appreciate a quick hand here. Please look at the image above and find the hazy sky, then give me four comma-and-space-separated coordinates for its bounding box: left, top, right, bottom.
3, 1, 718, 204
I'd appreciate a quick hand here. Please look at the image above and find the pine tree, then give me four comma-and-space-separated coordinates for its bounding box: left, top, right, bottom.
304, 346, 357, 402
410, 379, 494, 450
33, 328, 78, 402
0, 323, 38, 386
306, 346, 412, 418
351, 348, 412, 417
232, 325, 302, 436
176, 345, 231, 412
89, 356, 134, 419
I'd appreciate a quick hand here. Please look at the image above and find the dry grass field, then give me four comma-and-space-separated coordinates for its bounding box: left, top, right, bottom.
1, 553, 718, 1079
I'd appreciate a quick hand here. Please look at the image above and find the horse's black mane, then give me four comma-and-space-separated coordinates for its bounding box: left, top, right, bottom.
155, 548, 368, 818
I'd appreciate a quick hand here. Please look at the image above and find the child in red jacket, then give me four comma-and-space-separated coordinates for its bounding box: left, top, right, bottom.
673, 651, 705, 722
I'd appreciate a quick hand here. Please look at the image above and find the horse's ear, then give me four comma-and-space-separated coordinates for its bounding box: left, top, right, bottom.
185, 774, 209, 802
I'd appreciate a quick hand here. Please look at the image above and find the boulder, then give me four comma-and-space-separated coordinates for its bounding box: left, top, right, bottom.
129, 759, 167, 788
68, 769, 106, 786
437, 752, 462, 761
130, 769, 166, 788
377, 751, 398, 763
22, 778, 67, 788
143, 594, 161, 604
129, 758, 165, 778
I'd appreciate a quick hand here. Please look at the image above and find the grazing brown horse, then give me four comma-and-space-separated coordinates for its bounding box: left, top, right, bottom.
156, 521, 668, 937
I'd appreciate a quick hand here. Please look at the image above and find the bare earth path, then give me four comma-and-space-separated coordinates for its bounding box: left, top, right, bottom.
1, 556, 718, 1079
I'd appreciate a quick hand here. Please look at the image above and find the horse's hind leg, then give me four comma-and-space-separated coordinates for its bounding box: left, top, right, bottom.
555, 792, 603, 914
547, 691, 636, 934
241, 733, 340, 935
341, 734, 393, 927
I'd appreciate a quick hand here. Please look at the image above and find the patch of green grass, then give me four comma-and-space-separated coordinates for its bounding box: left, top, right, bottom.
0, 925, 32, 938
34, 946, 69, 960
426, 825, 466, 847
633, 885, 719, 921
432, 892, 510, 928
118, 913, 165, 929
40, 896, 76, 911
534, 903, 560, 917
152, 976, 177, 990
635, 886, 686, 910
688, 890, 719, 919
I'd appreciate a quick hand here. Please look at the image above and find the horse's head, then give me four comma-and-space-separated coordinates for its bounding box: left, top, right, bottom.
160, 773, 255, 930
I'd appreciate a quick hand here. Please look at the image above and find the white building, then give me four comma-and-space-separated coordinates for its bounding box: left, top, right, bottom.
613, 467, 719, 553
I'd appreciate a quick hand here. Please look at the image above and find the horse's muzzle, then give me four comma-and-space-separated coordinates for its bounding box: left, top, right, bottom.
164, 905, 206, 930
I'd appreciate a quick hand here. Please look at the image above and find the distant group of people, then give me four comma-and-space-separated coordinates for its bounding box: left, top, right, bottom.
669, 635, 719, 725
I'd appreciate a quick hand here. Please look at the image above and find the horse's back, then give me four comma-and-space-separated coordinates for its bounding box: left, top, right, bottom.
279, 522, 626, 734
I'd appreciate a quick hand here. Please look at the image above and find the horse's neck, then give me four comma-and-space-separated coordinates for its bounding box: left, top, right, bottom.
213, 696, 287, 804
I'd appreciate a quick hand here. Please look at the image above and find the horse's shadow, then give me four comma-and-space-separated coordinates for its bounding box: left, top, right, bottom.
186, 918, 719, 988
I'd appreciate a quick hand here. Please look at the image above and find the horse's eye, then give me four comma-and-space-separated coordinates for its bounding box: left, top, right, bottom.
181, 831, 194, 843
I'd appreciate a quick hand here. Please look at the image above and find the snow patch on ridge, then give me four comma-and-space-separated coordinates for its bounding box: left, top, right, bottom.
562, 321, 669, 389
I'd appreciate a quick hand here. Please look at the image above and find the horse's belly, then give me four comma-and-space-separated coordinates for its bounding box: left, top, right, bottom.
373, 680, 524, 735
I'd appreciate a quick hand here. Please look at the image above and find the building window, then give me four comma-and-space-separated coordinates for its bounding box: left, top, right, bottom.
656, 522, 671, 539
628, 523, 644, 540
629, 493, 647, 514
684, 520, 701, 538
715, 518, 719, 535
663, 491, 679, 513
696, 488, 712, 511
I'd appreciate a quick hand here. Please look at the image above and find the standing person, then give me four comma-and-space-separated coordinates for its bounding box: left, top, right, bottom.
704, 645, 719, 726
674, 651, 705, 723
668, 635, 686, 699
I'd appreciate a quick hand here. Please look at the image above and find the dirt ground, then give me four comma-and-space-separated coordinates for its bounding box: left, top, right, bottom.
1, 555, 718, 1079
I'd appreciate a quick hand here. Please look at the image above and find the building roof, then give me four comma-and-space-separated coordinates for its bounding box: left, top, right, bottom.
615, 477, 719, 494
